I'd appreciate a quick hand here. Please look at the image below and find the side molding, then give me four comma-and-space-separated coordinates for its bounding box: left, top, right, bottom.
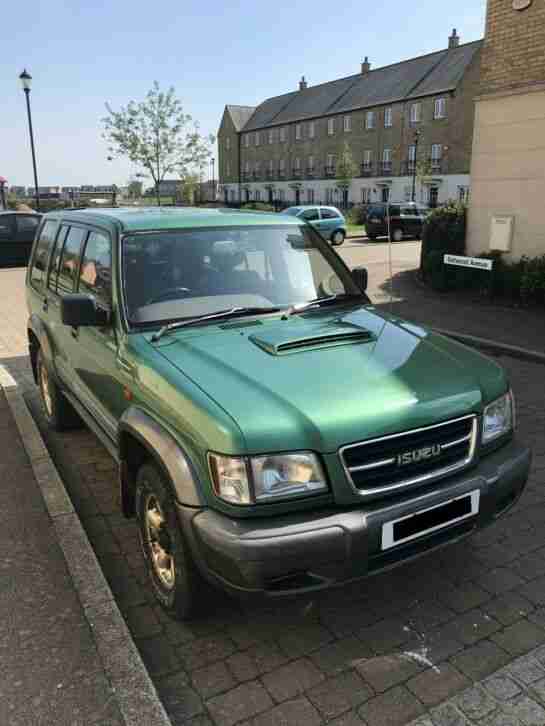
119, 406, 205, 511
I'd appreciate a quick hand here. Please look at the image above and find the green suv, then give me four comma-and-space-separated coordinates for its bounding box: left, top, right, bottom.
26, 207, 531, 619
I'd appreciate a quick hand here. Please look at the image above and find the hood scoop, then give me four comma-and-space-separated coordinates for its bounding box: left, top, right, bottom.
250, 325, 374, 355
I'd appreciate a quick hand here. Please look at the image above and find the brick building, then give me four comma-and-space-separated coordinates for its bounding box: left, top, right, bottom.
466, 0, 545, 259
218, 30, 482, 208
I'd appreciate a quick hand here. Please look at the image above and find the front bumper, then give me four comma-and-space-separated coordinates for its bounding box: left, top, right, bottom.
177, 439, 531, 597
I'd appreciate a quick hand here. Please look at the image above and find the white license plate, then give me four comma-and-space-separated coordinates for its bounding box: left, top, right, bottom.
381, 490, 480, 551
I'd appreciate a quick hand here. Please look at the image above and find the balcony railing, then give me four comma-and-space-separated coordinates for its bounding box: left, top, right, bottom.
379, 162, 393, 176
325, 165, 336, 177
360, 163, 374, 177
306, 167, 315, 177
292, 168, 302, 178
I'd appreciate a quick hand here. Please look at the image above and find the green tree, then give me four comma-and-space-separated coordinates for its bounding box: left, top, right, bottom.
103, 82, 214, 207
127, 180, 143, 200
336, 142, 357, 208
179, 173, 200, 204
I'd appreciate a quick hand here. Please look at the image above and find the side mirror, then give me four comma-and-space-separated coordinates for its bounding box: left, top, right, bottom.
61, 294, 110, 327
352, 266, 368, 292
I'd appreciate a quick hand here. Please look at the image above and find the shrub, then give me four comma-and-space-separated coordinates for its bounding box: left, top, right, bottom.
346, 205, 367, 225
241, 202, 275, 212
520, 255, 545, 304
420, 202, 466, 274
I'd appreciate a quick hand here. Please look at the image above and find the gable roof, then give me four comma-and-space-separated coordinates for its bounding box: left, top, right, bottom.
239, 40, 481, 132
225, 105, 256, 131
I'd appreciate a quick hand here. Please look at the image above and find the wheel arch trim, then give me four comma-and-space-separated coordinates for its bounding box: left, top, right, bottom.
27, 314, 58, 384
118, 406, 205, 515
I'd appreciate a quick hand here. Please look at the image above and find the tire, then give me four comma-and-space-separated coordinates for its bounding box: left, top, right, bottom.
136, 462, 204, 619
392, 228, 404, 242
367, 234, 377, 241
331, 230, 345, 246
37, 348, 82, 431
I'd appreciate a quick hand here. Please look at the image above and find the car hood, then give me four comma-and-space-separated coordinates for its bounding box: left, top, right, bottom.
148, 306, 507, 454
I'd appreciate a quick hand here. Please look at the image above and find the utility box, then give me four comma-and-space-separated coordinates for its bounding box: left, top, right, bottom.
489, 215, 514, 252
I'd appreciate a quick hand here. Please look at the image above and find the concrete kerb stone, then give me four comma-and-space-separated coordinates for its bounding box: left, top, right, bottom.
433, 328, 545, 367
0, 365, 172, 726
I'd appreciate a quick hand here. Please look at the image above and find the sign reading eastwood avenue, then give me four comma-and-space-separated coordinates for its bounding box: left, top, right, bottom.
443, 254, 494, 271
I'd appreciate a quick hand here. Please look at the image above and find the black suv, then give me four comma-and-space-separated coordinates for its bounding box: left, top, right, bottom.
366, 203, 428, 242
0, 211, 42, 267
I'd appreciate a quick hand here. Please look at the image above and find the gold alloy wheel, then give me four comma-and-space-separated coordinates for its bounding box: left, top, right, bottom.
39, 361, 53, 418
143, 493, 176, 590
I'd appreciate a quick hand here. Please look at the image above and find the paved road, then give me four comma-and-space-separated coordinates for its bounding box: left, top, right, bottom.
2, 257, 545, 726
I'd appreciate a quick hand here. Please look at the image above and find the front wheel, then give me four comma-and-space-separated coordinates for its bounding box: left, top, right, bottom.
331, 230, 345, 246
136, 462, 204, 619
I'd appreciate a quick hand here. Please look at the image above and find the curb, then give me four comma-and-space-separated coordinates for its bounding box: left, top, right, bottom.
434, 328, 545, 366
0, 366, 172, 726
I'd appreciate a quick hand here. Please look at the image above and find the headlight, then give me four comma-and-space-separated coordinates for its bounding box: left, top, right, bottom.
208, 452, 327, 505
482, 391, 514, 445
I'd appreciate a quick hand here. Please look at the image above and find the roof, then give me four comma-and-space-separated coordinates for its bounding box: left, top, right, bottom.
0, 210, 41, 216
43, 206, 302, 232
240, 41, 482, 131
225, 105, 256, 131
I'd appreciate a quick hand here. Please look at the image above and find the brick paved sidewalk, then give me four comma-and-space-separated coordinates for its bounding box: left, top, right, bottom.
0, 386, 124, 726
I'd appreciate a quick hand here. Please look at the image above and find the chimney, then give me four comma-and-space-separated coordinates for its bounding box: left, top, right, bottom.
361, 56, 371, 74
448, 28, 460, 49
299, 76, 308, 91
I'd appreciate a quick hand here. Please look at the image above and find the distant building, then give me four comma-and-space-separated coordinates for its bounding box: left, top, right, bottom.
466, 0, 545, 260
154, 179, 179, 196
10, 186, 27, 197
218, 30, 481, 207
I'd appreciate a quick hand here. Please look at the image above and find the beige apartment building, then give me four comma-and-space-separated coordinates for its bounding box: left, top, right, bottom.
218, 30, 482, 208
466, 0, 545, 260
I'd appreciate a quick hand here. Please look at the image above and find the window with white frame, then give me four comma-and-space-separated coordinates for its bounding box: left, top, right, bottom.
308, 155, 314, 172
408, 144, 416, 170
363, 149, 373, 170
327, 118, 335, 136
458, 186, 469, 203
404, 185, 412, 202
384, 107, 393, 128
280, 127, 286, 143
255, 161, 261, 177
295, 123, 302, 140
344, 115, 351, 132
326, 153, 335, 170
226, 137, 231, 150
434, 97, 446, 119
431, 144, 442, 165
365, 111, 375, 129
294, 157, 301, 172
244, 161, 250, 174
279, 159, 285, 175
268, 129, 274, 144
308, 121, 315, 138
255, 132, 260, 146
382, 148, 392, 170
255, 190, 261, 201
325, 188, 334, 204
361, 188, 371, 203
268, 159, 274, 175
410, 103, 421, 123
307, 189, 315, 204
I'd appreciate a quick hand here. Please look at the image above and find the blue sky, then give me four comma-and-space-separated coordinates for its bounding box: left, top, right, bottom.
1, 0, 486, 188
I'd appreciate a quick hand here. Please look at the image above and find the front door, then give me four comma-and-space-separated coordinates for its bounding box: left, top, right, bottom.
268, 188, 273, 205
429, 186, 439, 208
381, 187, 390, 203
294, 188, 301, 205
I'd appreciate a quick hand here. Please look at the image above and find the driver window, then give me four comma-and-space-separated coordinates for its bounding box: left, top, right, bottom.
78, 231, 112, 307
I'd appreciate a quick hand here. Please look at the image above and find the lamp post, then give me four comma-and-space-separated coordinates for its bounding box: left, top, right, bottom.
19, 70, 41, 212
410, 129, 421, 203
0, 177, 7, 211
210, 157, 215, 202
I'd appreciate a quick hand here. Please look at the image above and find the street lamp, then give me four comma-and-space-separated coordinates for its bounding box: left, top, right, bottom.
211, 157, 215, 201
411, 129, 421, 203
19, 70, 41, 212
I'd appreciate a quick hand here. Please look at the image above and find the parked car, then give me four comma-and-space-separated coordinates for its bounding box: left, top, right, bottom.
0, 211, 42, 267
283, 205, 347, 245
26, 207, 530, 619
365, 202, 428, 241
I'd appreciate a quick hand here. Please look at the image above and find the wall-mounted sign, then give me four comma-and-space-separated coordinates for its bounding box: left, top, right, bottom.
444, 254, 493, 271
512, 0, 532, 10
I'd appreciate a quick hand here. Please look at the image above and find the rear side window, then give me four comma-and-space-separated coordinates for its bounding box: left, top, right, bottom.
300, 209, 319, 222
78, 231, 112, 307
321, 209, 339, 219
389, 205, 401, 216
47, 224, 70, 293
30, 220, 58, 291
16, 215, 41, 240
0, 215, 16, 241
56, 226, 87, 295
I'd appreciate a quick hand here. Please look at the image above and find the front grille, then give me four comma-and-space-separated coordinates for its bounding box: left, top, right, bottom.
340, 415, 477, 496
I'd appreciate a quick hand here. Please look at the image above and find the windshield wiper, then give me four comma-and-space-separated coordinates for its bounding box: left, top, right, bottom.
285, 293, 363, 317
151, 306, 282, 342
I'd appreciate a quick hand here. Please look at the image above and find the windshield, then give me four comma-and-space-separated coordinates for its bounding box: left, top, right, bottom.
282, 207, 302, 217
122, 224, 361, 325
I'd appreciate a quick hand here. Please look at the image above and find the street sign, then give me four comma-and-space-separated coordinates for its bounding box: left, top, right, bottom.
443, 254, 493, 271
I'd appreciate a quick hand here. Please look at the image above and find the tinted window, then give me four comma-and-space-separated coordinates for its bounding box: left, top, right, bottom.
47, 225, 70, 293
78, 231, 112, 307
367, 205, 385, 218
57, 227, 87, 295
300, 209, 319, 222
0, 215, 16, 241
389, 206, 401, 216
16, 215, 41, 240
321, 209, 339, 220
30, 220, 58, 291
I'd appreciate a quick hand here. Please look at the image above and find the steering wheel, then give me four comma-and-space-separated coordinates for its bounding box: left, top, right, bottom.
146, 287, 192, 305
